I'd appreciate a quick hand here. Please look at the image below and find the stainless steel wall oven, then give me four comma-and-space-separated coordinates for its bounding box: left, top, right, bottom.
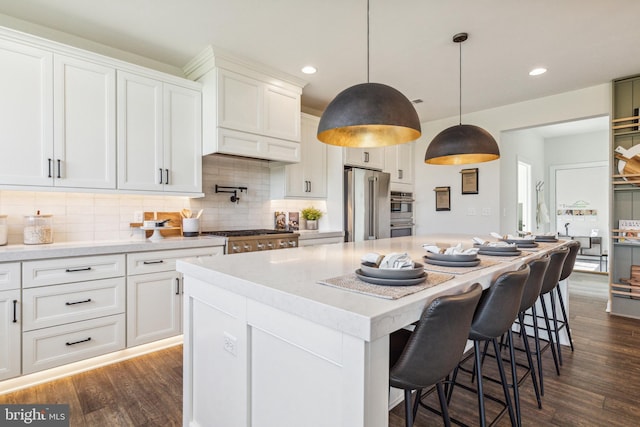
390, 191, 414, 237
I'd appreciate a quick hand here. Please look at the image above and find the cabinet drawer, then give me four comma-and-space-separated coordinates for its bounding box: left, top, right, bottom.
0, 262, 20, 292
127, 247, 223, 275
22, 277, 125, 331
22, 313, 126, 374
23, 254, 125, 288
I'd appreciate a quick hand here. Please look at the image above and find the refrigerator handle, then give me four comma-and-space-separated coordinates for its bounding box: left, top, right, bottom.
368, 176, 377, 239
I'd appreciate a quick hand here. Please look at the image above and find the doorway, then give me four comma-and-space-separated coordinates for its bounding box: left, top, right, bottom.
517, 160, 532, 234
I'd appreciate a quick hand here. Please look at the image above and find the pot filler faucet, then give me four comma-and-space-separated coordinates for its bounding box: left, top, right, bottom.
215, 185, 248, 203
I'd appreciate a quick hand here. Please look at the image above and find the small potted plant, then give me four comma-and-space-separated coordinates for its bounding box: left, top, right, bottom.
301, 206, 323, 230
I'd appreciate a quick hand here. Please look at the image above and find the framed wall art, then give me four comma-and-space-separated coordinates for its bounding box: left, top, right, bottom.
434, 186, 451, 211
461, 168, 479, 194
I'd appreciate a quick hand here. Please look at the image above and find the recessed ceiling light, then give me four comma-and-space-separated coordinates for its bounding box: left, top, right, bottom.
301, 65, 317, 74
529, 67, 547, 76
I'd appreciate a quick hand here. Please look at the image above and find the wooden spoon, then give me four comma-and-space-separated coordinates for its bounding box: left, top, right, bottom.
181, 208, 192, 219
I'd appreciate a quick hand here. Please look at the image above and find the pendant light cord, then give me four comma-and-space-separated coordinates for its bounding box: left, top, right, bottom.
367, 0, 370, 83
458, 40, 462, 125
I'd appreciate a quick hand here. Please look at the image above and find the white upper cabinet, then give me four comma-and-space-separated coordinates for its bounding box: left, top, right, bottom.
54, 55, 116, 189
343, 147, 385, 170
117, 71, 202, 194
384, 142, 414, 188
0, 39, 53, 187
184, 47, 304, 162
0, 26, 201, 195
271, 114, 327, 199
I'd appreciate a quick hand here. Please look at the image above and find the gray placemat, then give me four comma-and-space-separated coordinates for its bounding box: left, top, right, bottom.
422, 258, 500, 274
317, 271, 454, 300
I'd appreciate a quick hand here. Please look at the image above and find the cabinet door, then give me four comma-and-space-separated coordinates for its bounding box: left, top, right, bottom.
0, 39, 53, 186
0, 289, 20, 381
117, 71, 164, 191
344, 147, 384, 170
127, 271, 182, 347
264, 84, 301, 141
54, 55, 116, 189
163, 83, 202, 193
285, 114, 326, 198
385, 143, 414, 185
218, 68, 261, 133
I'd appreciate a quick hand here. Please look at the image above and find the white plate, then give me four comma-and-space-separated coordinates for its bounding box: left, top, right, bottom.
355, 270, 427, 286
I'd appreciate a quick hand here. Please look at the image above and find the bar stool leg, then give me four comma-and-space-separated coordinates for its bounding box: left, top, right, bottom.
556, 286, 575, 351
507, 330, 522, 427
531, 305, 545, 395
436, 383, 452, 427
539, 296, 561, 375
549, 291, 563, 365
473, 341, 488, 427
492, 338, 517, 427
518, 312, 542, 408
403, 389, 413, 427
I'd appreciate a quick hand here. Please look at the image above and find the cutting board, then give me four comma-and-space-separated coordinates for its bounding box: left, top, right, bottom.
142, 212, 183, 238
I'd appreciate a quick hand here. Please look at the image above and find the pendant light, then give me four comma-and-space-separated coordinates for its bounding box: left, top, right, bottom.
317, 0, 421, 148
424, 33, 500, 165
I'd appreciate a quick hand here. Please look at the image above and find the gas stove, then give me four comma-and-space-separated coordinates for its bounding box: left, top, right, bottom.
202, 229, 295, 237
201, 229, 299, 254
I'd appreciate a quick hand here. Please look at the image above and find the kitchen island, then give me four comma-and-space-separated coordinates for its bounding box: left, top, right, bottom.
177, 235, 567, 427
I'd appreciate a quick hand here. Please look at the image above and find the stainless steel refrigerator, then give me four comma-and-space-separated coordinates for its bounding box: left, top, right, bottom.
344, 168, 391, 242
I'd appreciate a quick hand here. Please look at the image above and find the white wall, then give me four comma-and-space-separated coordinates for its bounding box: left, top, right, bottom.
414, 83, 611, 237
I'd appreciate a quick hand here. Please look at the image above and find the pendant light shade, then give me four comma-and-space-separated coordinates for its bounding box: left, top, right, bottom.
424, 32, 499, 165
317, 82, 421, 147
317, 0, 421, 148
425, 124, 500, 165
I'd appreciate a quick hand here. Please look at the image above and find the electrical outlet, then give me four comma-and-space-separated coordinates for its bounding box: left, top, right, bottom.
482, 208, 491, 216
223, 332, 237, 357
467, 208, 477, 216
133, 211, 143, 222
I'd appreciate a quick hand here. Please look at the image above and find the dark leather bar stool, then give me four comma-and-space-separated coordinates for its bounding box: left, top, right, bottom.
449, 265, 530, 427
553, 240, 580, 361
389, 283, 483, 427
512, 256, 550, 421
533, 247, 569, 393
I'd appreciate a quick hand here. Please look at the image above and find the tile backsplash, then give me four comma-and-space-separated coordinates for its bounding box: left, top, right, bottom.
0, 155, 329, 245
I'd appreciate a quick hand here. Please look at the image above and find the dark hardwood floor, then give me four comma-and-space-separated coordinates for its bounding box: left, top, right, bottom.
1, 272, 638, 426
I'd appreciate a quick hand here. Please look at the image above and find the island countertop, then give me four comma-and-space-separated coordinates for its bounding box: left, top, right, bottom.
177, 234, 564, 341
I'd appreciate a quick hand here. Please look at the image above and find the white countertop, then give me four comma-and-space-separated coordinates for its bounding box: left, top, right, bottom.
0, 235, 227, 262
177, 234, 567, 342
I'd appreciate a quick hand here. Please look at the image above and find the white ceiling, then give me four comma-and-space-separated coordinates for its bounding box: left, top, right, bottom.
0, 0, 638, 124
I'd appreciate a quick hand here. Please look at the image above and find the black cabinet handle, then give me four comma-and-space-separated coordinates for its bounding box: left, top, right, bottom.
398, 169, 403, 180
308, 181, 312, 193
47, 158, 52, 178
65, 267, 92, 273
164, 169, 169, 185
175, 277, 180, 295
12, 300, 17, 323
57, 159, 61, 178
143, 260, 164, 265
66, 337, 91, 346
65, 298, 92, 306
364, 152, 370, 163
159, 168, 163, 184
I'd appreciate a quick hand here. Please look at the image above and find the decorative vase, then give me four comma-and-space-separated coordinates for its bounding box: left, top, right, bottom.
306, 219, 318, 230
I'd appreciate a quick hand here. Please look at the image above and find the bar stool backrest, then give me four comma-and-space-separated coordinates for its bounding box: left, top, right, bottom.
540, 247, 569, 295
389, 283, 483, 390
519, 256, 550, 313
559, 240, 581, 282
469, 265, 530, 341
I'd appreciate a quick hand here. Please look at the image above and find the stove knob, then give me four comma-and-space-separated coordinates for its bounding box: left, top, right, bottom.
279, 241, 287, 247
267, 242, 274, 249
232, 245, 240, 253
257, 243, 265, 250
243, 244, 251, 251
288, 240, 296, 247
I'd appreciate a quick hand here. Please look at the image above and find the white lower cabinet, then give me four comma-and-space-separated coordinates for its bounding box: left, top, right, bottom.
127, 271, 182, 347
20, 255, 126, 374
0, 288, 21, 381
126, 247, 224, 347
22, 313, 125, 374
